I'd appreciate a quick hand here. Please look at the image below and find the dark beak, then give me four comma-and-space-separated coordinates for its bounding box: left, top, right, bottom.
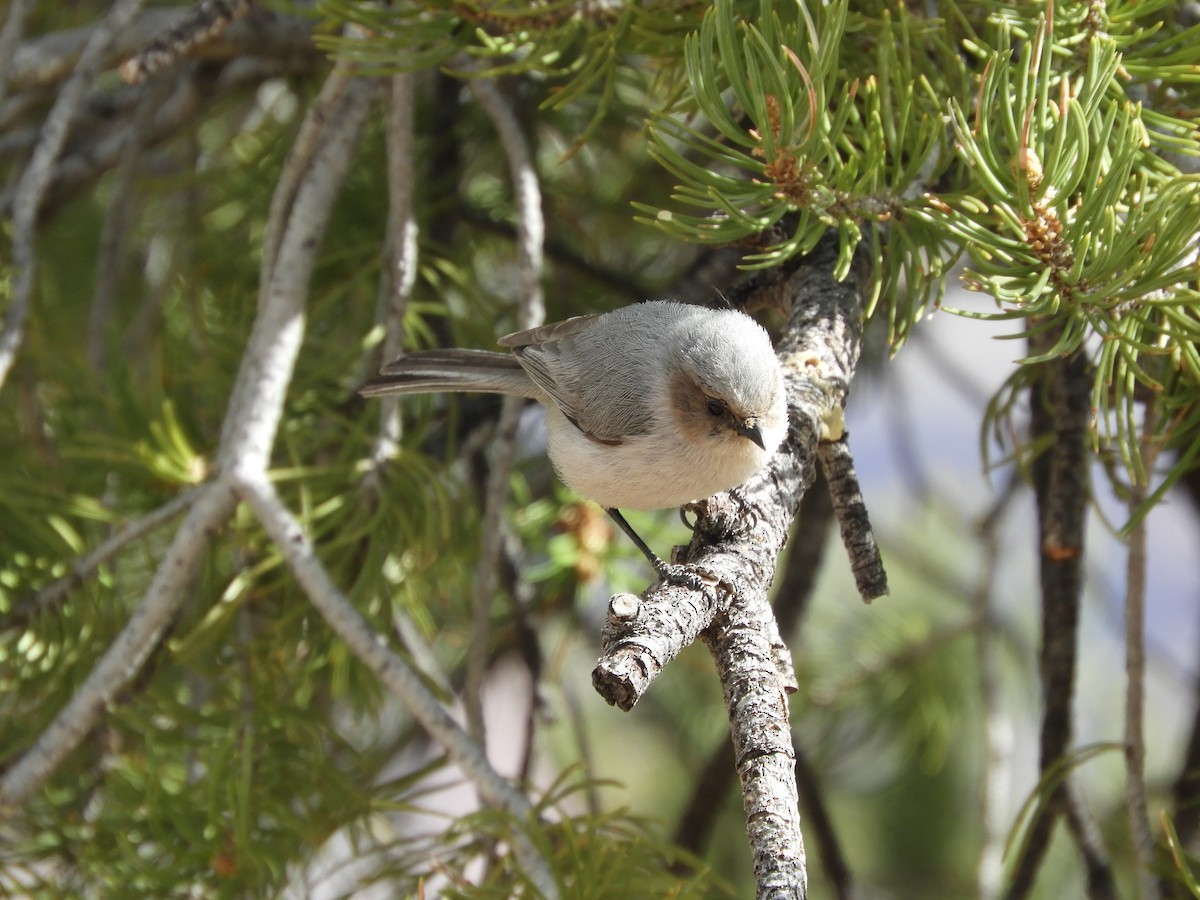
737, 420, 766, 450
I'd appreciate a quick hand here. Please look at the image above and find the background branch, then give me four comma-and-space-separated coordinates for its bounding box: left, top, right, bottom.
0, 0, 145, 392
462, 74, 546, 747
1004, 329, 1109, 898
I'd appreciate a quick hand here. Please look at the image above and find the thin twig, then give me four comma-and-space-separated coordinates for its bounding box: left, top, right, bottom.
1063, 785, 1119, 900
817, 434, 888, 602
0, 56, 321, 223
367, 71, 420, 476
234, 473, 560, 899
88, 75, 168, 371
0, 61, 375, 813
257, 66, 357, 296
462, 74, 545, 744
6, 6, 316, 95
0, 0, 37, 106
14, 486, 203, 623
221, 73, 377, 466
0, 483, 234, 808
0, 0, 146, 393
118, 0, 253, 84
1125, 410, 1161, 900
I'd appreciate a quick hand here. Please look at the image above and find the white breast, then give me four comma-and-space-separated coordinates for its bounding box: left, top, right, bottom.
543, 406, 769, 511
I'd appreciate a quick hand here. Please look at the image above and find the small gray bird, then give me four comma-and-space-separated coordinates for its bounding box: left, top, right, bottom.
361, 300, 788, 577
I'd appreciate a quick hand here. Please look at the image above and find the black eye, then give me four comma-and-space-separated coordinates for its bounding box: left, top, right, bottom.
705, 398, 726, 417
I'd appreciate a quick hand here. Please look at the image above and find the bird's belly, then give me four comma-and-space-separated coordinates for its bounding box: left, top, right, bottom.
545, 410, 766, 511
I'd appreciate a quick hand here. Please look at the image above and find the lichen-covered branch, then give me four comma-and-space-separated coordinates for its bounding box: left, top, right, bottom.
593, 235, 868, 898
817, 434, 887, 602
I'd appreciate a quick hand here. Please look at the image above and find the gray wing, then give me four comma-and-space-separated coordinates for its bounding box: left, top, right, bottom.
497, 314, 601, 350
501, 307, 672, 442
497, 315, 601, 428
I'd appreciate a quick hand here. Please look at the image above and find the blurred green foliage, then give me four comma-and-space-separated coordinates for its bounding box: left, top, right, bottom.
1, 0, 1197, 895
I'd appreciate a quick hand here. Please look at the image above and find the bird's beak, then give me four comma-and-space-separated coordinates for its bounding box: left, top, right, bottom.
737, 420, 766, 450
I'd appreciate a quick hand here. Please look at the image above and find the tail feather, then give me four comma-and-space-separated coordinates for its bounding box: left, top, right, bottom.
360, 349, 538, 399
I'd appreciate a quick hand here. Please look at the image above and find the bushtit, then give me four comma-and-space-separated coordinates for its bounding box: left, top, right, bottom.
361, 300, 787, 578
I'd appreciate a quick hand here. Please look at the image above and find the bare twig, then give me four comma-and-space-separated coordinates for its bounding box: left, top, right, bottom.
257, 67, 358, 294
976, 476, 1019, 900
233, 473, 560, 900
366, 72, 420, 472
817, 434, 888, 602
5, 6, 315, 95
0, 0, 145, 393
0, 55, 320, 222
1063, 786, 1119, 900
0, 482, 234, 808
0, 0, 36, 106
0, 60, 374, 815
118, 0, 253, 84
88, 75, 168, 371
14, 486, 203, 624
461, 74, 545, 744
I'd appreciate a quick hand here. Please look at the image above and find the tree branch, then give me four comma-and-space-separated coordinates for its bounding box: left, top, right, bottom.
87, 75, 167, 372
461, 73, 546, 746
5, 5, 316, 95
13, 486, 203, 626
233, 473, 560, 900
0, 0, 36, 106
817, 434, 887, 602
0, 482, 235, 809
365, 71, 420, 475
593, 235, 868, 899
0, 0, 146, 393
0, 60, 375, 814
118, 0, 253, 84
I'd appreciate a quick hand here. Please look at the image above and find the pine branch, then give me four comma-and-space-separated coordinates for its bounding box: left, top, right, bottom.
13, 486, 203, 626
234, 473, 560, 900
0, 483, 234, 808
0, 52, 375, 812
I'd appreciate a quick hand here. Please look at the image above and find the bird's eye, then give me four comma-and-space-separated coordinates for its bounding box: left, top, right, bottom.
705, 398, 726, 417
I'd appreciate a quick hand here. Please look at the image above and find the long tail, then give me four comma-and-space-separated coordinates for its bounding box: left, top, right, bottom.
359, 349, 539, 399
